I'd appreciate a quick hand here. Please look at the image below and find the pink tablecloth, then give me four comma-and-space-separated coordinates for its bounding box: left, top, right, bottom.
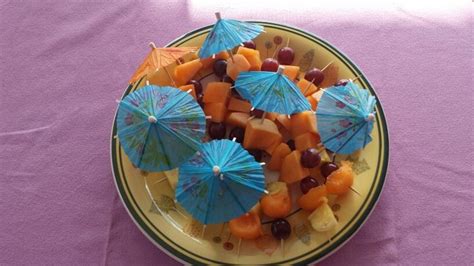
1, 1, 472, 265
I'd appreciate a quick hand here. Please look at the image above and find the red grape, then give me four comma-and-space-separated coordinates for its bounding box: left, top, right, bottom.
250, 109, 264, 118
213, 59, 227, 78
242, 40, 256, 50
228, 127, 245, 143
304, 68, 325, 86
187, 79, 203, 95
300, 176, 319, 194
261, 58, 279, 72
208, 122, 226, 139
300, 148, 321, 168
277, 47, 295, 65
248, 149, 262, 162
271, 219, 291, 240
320, 162, 339, 178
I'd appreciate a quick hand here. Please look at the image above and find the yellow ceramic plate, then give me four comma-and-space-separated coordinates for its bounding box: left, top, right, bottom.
111, 22, 389, 265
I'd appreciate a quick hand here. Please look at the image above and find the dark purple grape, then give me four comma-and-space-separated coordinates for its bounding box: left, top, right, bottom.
250, 109, 264, 118
271, 219, 291, 240
228, 127, 245, 143
231, 88, 242, 99
187, 79, 203, 95
334, 79, 350, 86
286, 140, 295, 151
242, 40, 256, 50
197, 93, 204, 108
320, 162, 339, 178
300, 176, 319, 194
248, 149, 262, 162
208, 122, 226, 139
301, 148, 321, 168
304, 68, 325, 86
213, 59, 227, 78
277, 47, 295, 65
261, 58, 279, 72
221, 75, 234, 86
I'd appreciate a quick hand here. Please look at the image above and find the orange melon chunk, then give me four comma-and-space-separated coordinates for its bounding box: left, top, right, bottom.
203, 82, 231, 104
294, 132, 321, 151
203, 102, 227, 123
282, 65, 300, 80
264, 112, 278, 121
326, 161, 354, 195
297, 78, 318, 96
173, 59, 202, 86
297, 185, 327, 211
275, 114, 291, 131
267, 143, 291, 171
319, 64, 339, 88
307, 96, 318, 111
290, 111, 318, 138
227, 97, 252, 113
226, 112, 250, 128
229, 211, 263, 240
279, 150, 310, 184
178, 84, 196, 99
243, 119, 282, 150
263, 137, 282, 154
226, 54, 251, 80
236, 46, 262, 71
260, 182, 291, 218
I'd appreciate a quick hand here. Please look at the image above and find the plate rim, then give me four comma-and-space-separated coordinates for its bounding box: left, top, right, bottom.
110, 21, 390, 265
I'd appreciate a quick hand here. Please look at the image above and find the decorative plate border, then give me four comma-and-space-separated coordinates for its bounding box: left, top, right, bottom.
110, 21, 389, 265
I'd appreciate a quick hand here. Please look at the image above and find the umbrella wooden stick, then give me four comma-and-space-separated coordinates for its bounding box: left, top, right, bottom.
146, 80, 150, 86
237, 238, 242, 257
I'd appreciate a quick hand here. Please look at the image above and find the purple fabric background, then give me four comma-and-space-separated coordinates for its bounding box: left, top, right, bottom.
1, 1, 472, 265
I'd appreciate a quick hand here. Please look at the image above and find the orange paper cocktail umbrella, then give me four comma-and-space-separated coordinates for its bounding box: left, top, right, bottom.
129, 42, 197, 84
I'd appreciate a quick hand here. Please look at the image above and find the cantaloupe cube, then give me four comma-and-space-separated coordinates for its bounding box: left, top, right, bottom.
295, 132, 321, 151
282, 65, 300, 80
204, 102, 227, 123
227, 97, 252, 113
290, 111, 318, 138
226, 112, 250, 128
200, 51, 230, 69
236, 47, 262, 71
173, 59, 202, 86
267, 143, 292, 171
178, 84, 196, 99
226, 54, 251, 80
264, 112, 278, 121
276, 114, 291, 131
297, 78, 318, 96
203, 82, 231, 104
280, 150, 310, 184
306, 96, 318, 110
264, 137, 283, 154
243, 119, 282, 150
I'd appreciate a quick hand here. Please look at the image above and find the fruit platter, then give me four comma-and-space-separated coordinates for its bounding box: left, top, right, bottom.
111, 15, 389, 265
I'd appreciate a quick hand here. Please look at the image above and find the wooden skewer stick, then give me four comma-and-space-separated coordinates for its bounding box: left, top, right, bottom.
349, 186, 361, 196
286, 37, 290, 48
227, 49, 235, 63
200, 225, 207, 238
237, 238, 242, 257
321, 61, 334, 72
302, 77, 316, 95
205, 116, 212, 119
260, 112, 266, 124
152, 177, 167, 185
281, 239, 285, 257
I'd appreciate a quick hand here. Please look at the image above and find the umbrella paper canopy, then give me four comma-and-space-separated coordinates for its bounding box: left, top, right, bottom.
129, 43, 197, 84
116, 85, 206, 171
176, 139, 266, 224
198, 12, 264, 58
235, 65, 312, 114
316, 82, 377, 154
